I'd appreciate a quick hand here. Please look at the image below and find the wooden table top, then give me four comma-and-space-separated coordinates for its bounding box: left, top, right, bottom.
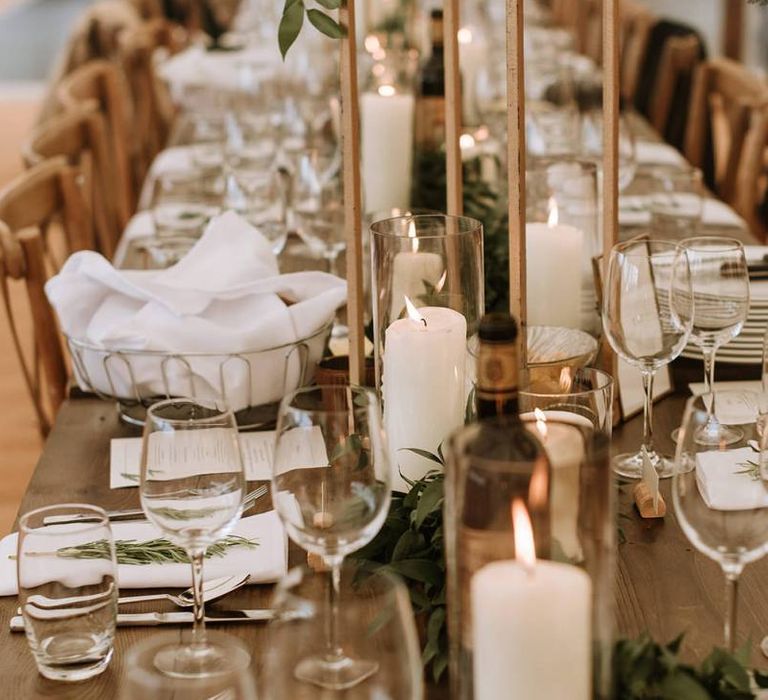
3, 390, 768, 698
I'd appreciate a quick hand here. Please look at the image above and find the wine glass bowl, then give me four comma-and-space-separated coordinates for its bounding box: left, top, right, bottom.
602, 239, 693, 478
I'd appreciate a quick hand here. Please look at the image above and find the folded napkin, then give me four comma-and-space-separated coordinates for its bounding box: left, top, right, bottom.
618, 195, 745, 228
696, 447, 768, 511
158, 45, 276, 94
0, 510, 287, 596
635, 141, 686, 167
46, 212, 346, 410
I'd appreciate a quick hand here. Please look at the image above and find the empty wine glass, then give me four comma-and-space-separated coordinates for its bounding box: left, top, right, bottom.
581, 111, 637, 191
140, 398, 247, 678
682, 237, 750, 445
673, 390, 768, 651
121, 631, 257, 699
263, 564, 424, 699
602, 239, 693, 478
271, 385, 391, 690
150, 170, 219, 239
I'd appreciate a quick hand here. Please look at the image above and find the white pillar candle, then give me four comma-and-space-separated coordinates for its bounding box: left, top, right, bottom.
383, 304, 467, 491
361, 87, 415, 215
522, 409, 589, 562
472, 560, 592, 700
389, 225, 444, 320
458, 27, 487, 126
526, 204, 584, 329
471, 500, 592, 700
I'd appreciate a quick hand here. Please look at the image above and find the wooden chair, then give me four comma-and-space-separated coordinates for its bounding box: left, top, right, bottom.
0, 157, 94, 434
732, 105, 768, 240
684, 58, 768, 203
22, 105, 120, 259
648, 35, 702, 142
582, 0, 603, 65
57, 60, 137, 223
119, 19, 187, 176
619, 0, 656, 104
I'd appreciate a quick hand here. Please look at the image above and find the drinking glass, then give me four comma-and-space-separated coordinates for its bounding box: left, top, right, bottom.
581, 111, 637, 191
673, 390, 768, 651
682, 237, 750, 445
649, 167, 704, 240
262, 565, 424, 699
602, 239, 693, 478
271, 385, 391, 690
18, 504, 117, 681
140, 398, 247, 678
150, 170, 219, 239
120, 632, 257, 699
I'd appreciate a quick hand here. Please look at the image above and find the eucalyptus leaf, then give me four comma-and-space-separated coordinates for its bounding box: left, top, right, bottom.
401, 447, 444, 466
314, 0, 341, 8
306, 8, 345, 38
386, 559, 443, 586
278, 0, 304, 58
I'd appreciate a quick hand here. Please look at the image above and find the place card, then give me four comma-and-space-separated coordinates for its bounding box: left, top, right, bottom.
695, 447, 768, 511
110, 427, 328, 489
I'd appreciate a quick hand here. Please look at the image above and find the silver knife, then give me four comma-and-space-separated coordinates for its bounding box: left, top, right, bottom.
10, 608, 277, 632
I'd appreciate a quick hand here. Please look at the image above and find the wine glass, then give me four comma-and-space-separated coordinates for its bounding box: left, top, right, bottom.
681, 237, 750, 445
140, 398, 247, 678
271, 385, 391, 690
120, 631, 256, 699
262, 564, 424, 699
673, 390, 768, 651
602, 239, 693, 478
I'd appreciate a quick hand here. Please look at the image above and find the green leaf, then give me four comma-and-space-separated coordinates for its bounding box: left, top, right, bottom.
391, 529, 426, 561
386, 559, 443, 585
306, 8, 346, 38
278, 0, 304, 59
658, 672, 710, 700
400, 447, 444, 466
414, 478, 444, 529
314, 0, 341, 8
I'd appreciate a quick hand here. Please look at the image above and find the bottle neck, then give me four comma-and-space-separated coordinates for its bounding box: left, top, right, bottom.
476, 340, 519, 419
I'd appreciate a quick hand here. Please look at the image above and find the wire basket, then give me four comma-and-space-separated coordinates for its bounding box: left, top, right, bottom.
66, 321, 332, 428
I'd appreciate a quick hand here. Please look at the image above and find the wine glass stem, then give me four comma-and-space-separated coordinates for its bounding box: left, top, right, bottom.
325, 559, 344, 661
641, 369, 655, 454
190, 548, 207, 648
703, 347, 717, 419
724, 571, 739, 653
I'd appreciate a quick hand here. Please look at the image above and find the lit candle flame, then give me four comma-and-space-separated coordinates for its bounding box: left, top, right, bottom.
378, 84, 396, 98
547, 197, 559, 227
512, 498, 536, 572
459, 133, 476, 150
404, 296, 427, 327
558, 367, 573, 393
457, 27, 472, 44
407, 219, 419, 253
364, 34, 381, 53
534, 407, 548, 439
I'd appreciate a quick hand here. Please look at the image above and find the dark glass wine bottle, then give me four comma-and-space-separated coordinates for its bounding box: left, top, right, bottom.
475, 312, 520, 419
415, 9, 446, 149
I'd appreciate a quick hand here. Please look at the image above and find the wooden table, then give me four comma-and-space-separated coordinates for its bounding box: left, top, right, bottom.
3, 389, 768, 697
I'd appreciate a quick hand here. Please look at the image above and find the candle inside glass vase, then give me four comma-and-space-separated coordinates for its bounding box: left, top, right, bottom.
471, 499, 592, 700
383, 297, 466, 491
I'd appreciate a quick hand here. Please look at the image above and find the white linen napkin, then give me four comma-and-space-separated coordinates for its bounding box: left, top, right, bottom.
695, 447, 768, 511
619, 196, 745, 228
0, 510, 287, 596
46, 212, 345, 410
635, 141, 686, 167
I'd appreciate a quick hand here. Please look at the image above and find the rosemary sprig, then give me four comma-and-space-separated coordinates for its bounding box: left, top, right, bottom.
37, 535, 258, 566
735, 459, 761, 481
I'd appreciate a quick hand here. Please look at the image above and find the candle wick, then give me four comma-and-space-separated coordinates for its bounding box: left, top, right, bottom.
420, 318, 427, 328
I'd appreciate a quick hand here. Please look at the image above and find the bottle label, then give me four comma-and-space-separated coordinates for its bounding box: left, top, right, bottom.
415, 96, 446, 149
477, 343, 518, 398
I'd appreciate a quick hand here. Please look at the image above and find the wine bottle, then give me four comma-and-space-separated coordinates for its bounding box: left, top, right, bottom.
475, 312, 520, 419
415, 8, 446, 149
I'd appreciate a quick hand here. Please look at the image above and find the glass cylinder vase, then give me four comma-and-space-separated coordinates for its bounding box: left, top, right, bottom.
370, 214, 484, 492
445, 411, 614, 700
